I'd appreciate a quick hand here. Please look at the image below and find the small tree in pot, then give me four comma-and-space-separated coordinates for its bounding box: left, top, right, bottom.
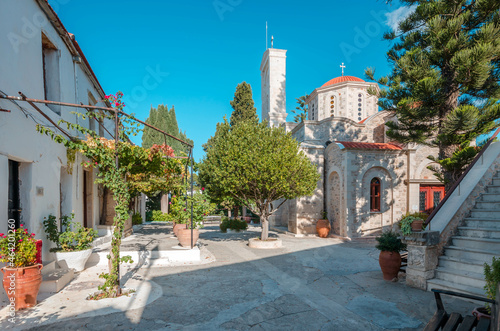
376, 231, 406, 281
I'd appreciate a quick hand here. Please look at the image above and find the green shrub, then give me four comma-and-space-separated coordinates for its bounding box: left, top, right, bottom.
43, 214, 98, 252
220, 217, 248, 233
151, 210, 168, 222
376, 231, 406, 253
484, 257, 500, 313
132, 212, 142, 225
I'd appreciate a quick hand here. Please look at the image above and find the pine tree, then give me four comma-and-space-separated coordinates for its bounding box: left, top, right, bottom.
290, 95, 309, 123
366, 0, 500, 190
229, 82, 259, 126
141, 104, 193, 154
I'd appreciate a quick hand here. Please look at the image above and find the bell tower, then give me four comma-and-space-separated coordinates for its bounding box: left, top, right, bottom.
260, 48, 287, 127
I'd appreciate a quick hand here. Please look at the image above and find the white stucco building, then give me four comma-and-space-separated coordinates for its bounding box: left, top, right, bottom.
0, 0, 132, 261
261, 47, 444, 238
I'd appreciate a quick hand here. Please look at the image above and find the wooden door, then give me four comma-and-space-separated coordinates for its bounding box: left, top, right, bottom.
419, 185, 445, 214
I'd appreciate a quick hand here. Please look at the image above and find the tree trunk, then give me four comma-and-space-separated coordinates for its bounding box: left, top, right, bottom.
261, 215, 269, 241
439, 65, 460, 192
233, 206, 239, 219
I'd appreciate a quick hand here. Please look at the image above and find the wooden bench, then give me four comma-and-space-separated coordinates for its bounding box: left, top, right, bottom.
424, 289, 496, 331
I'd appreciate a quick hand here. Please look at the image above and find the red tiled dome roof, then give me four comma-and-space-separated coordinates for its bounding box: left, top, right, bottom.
321, 76, 365, 88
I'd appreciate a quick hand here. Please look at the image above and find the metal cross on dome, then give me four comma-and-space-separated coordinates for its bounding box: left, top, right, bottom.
340, 63, 346, 76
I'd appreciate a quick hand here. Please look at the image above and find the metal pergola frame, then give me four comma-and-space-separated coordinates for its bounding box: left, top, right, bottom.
0, 91, 197, 249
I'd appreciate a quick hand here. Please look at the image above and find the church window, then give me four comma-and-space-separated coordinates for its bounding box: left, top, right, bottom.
370, 178, 381, 212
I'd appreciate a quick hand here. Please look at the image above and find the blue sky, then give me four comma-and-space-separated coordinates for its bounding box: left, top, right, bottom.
51, 0, 411, 161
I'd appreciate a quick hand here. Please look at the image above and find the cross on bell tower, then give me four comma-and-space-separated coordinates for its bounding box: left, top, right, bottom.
340, 62, 346, 76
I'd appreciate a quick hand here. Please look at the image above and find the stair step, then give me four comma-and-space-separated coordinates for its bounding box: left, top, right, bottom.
451, 236, 500, 251
40, 267, 74, 293
486, 186, 500, 194
475, 201, 500, 209
427, 278, 487, 299
470, 209, 500, 218
464, 217, 500, 229
444, 246, 498, 264
435, 267, 485, 288
458, 227, 500, 239
492, 178, 500, 186
438, 256, 486, 274
481, 193, 500, 202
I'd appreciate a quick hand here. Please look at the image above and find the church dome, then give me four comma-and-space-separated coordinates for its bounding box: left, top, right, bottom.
321, 76, 365, 88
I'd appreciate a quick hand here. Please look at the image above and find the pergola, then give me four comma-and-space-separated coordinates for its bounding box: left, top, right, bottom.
0, 91, 197, 248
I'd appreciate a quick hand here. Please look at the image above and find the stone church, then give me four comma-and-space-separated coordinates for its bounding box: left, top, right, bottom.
261, 47, 444, 238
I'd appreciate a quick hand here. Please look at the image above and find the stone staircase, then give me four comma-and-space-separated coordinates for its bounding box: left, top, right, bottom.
427, 173, 500, 297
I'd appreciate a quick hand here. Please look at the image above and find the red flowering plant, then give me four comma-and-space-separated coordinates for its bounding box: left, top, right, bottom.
0, 226, 38, 268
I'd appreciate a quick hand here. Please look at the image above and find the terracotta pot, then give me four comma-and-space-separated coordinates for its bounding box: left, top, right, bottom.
411, 219, 424, 232
473, 307, 491, 320
316, 219, 331, 238
177, 228, 199, 247
173, 223, 186, 236
1, 264, 43, 310
379, 251, 401, 280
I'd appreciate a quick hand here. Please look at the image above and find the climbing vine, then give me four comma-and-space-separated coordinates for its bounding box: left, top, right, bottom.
37, 92, 183, 298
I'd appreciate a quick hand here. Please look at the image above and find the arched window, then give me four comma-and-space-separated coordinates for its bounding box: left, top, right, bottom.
370, 178, 381, 212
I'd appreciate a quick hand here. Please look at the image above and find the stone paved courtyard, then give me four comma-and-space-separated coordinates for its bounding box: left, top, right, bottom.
2, 223, 477, 330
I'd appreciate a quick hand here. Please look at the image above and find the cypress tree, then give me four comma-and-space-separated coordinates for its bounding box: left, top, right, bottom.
141, 104, 193, 154
229, 82, 259, 126
366, 0, 500, 190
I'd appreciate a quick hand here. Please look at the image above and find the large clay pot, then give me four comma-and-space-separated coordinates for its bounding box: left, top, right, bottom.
1, 264, 43, 310
411, 219, 424, 232
173, 223, 187, 237
177, 228, 199, 247
379, 251, 401, 280
316, 219, 331, 238
55, 248, 92, 272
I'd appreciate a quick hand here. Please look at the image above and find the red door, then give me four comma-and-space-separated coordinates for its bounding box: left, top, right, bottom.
419, 185, 445, 214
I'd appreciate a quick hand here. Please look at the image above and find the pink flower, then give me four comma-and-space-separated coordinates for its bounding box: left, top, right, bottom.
201, 187, 205, 191
0, 233, 4, 237
183, 208, 187, 211
169, 202, 172, 205
19, 239, 23, 242
31, 233, 35, 237
20, 224, 23, 227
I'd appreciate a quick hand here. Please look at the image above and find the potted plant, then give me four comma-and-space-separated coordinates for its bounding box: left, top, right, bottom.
169, 188, 216, 247
220, 217, 248, 233
473, 257, 500, 319
316, 211, 330, 238
0, 225, 43, 310
376, 231, 406, 281
165, 194, 190, 237
399, 213, 427, 235
43, 214, 98, 272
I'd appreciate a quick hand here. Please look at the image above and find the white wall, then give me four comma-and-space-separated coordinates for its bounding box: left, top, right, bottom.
0, 0, 114, 261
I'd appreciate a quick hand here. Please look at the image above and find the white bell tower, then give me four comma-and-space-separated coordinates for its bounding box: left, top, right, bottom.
260, 48, 287, 127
